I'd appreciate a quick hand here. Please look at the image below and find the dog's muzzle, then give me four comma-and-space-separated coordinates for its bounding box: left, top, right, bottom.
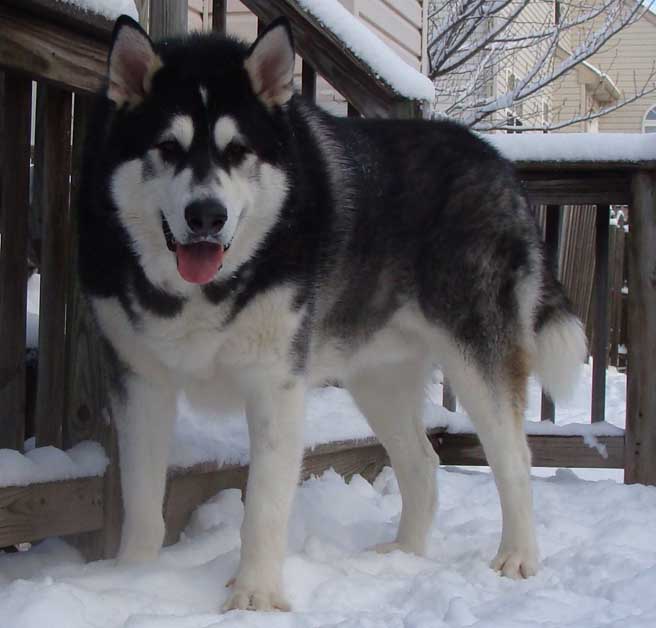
160, 212, 231, 285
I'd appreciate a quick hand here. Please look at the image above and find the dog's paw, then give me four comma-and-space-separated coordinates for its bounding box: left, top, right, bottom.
372, 541, 405, 555
223, 584, 290, 612
370, 540, 425, 556
116, 545, 160, 565
490, 547, 538, 579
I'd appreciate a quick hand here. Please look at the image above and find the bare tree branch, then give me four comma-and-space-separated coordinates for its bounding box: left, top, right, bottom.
427, 0, 656, 130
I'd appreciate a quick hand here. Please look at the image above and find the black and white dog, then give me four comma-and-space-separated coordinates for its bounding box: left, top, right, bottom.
79, 15, 586, 611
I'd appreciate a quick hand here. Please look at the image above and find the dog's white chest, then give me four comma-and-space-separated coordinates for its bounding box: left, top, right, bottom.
93, 285, 302, 380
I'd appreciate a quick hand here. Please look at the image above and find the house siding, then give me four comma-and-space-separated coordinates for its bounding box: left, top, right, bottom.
188, 0, 425, 114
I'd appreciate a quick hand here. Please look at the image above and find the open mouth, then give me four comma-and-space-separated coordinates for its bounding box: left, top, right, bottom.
161, 214, 230, 285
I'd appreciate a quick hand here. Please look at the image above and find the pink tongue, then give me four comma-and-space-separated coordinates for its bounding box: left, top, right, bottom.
175, 242, 224, 284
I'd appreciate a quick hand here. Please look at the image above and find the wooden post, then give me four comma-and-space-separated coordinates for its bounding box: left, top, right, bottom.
625, 171, 656, 485
134, 0, 149, 29
149, 0, 187, 39
541, 204, 561, 422
34, 85, 73, 448
347, 102, 359, 117
63, 96, 122, 558
591, 205, 610, 423
302, 61, 316, 103
442, 378, 456, 412
389, 99, 423, 119
0, 74, 32, 450
212, 0, 226, 32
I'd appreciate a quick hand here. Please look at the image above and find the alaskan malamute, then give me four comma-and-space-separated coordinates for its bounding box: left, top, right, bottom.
79, 15, 586, 611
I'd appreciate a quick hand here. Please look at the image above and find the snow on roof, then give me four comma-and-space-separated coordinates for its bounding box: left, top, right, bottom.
56, 0, 138, 21
485, 132, 656, 163
296, 0, 435, 102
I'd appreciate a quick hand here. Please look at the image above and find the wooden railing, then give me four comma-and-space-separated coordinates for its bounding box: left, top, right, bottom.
0, 0, 653, 557
214, 0, 425, 118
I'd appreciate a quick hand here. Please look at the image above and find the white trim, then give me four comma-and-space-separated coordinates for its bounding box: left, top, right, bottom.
642, 103, 656, 133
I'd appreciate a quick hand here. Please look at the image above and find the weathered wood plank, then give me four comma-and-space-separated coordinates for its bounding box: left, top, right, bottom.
62, 95, 123, 560
431, 433, 624, 469
164, 466, 247, 546
0, 429, 625, 549
301, 60, 316, 103
1, 0, 113, 41
0, 74, 31, 450
519, 171, 633, 206
0, 477, 103, 547
541, 204, 561, 422
591, 205, 610, 423
149, 0, 188, 39
625, 171, 656, 486
34, 85, 73, 448
212, 0, 227, 32
0, 4, 108, 94
239, 0, 419, 118
608, 226, 625, 366
442, 378, 456, 412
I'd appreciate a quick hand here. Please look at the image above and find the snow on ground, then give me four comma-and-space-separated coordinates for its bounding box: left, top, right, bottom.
57, 0, 138, 21
485, 132, 656, 163
296, 0, 435, 102
1, 465, 655, 627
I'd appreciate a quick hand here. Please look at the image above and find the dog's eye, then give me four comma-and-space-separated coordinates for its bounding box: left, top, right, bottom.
156, 140, 182, 162
223, 142, 250, 165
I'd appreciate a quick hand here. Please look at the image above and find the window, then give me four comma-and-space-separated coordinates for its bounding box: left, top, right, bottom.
642, 104, 656, 133
505, 71, 524, 133
542, 100, 550, 126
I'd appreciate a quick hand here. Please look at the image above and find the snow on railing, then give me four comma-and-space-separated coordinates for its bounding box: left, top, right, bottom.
485, 132, 656, 163
56, 0, 137, 21
296, 0, 434, 102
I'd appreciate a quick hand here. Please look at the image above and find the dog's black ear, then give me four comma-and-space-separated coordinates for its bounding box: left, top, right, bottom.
245, 17, 295, 107
107, 15, 162, 107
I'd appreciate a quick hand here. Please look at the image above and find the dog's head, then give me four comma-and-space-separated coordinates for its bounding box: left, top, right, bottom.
104, 16, 295, 287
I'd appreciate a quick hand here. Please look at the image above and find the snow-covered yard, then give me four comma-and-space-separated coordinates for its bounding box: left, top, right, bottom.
1, 464, 655, 627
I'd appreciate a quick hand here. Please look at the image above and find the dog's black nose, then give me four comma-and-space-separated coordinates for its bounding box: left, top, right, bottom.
184, 199, 227, 236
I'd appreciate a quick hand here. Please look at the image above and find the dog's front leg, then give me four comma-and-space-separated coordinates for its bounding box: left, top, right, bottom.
224, 376, 305, 612
115, 374, 176, 563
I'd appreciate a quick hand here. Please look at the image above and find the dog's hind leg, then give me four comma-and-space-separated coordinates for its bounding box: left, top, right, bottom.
347, 360, 439, 556
444, 346, 538, 578
115, 374, 176, 563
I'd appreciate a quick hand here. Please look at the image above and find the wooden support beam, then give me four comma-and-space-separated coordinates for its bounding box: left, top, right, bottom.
519, 171, 633, 206
541, 204, 561, 422
211, 0, 226, 33
442, 378, 456, 412
34, 85, 73, 448
0, 4, 109, 94
301, 60, 316, 103
239, 0, 420, 118
0, 477, 104, 548
62, 95, 123, 560
432, 432, 625, 468
625, 171, 656, 485
591, 205, 610, 422
0, 73, 31, 450
149, 0, 187, 39
0, 430, 625, 549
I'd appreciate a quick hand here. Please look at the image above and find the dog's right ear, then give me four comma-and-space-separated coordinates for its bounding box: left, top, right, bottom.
107, 15, 162, 108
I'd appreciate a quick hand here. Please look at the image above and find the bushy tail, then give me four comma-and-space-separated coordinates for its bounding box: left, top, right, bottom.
533, 275, 588, 402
